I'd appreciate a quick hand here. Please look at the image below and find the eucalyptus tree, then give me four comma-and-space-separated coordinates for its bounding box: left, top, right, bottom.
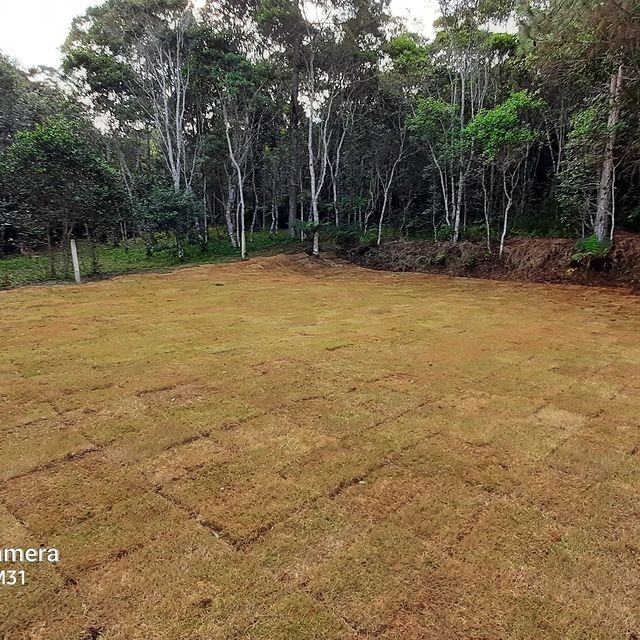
299, 2, 340, 255
426, 0, 505, 241
206, 0, 392, 252
187, 17, 281, 255
205, 0, 307, 237
301, 0, 392, 252
372, 71, 413, 244
403, 7, 521, 241
220, 65, 276, 259
525, 0, 640, 242
326, 0, 391, 227
64, 0, 199, 195
463, 89, 544, 255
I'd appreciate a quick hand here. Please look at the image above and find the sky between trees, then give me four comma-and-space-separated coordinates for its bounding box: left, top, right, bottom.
0, 0, 438, 68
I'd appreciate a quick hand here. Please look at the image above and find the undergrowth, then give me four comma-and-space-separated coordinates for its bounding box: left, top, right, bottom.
0, 230, 297, 289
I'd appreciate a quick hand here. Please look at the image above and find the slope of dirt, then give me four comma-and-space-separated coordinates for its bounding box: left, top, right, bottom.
1, 254, 639, 639
346, 232, 640, 289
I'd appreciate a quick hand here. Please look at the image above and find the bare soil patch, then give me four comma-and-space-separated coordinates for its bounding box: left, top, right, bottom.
347, 232, 640, 289
1, 254, 639, 639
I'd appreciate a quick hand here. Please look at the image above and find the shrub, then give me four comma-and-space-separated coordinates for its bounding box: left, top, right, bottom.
463, 224, 489, 243
571, 234, 611, 267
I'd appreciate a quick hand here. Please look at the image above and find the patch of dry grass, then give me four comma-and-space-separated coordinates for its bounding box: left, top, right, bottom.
1, 254, 639, 639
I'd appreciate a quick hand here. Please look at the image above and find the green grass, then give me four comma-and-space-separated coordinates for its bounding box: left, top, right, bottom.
0, 230, 298, 288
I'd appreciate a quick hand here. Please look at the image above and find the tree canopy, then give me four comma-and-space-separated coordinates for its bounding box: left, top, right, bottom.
2, 0, 640, 266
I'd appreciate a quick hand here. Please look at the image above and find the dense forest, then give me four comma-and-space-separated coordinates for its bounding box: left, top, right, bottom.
1, 0, 639, 274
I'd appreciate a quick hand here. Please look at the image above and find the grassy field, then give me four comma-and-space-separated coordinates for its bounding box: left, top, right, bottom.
1, 254, 639, 639
0, 231, 297, 288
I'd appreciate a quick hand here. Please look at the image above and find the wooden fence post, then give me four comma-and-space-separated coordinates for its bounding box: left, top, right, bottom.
70, 239, 81, 285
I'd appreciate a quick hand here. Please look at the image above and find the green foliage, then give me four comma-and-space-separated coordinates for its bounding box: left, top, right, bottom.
386, 34, 431, 73
253, 0, 304, 40
556, 104, 608, 232
462, 224, 490, 243
338, 195, 369, 217
144, 188, 200, 233
1, 117, 124, 243
0, 54, 79, 152
139, 187, 201, 257
292, 219, 320, 241
569, 105, 608, 139
63, 48, 134, 97
255, 0, 299, 30
362, 226, 388, 246
435, 224, 455, 241
321, 225, 360, 249
463, 90, 544, 161
571, 234, 611, 263
408, 99, 459, 142
407, 99, 461, 160
189, 28, 272, 103
486, 32, 518, 54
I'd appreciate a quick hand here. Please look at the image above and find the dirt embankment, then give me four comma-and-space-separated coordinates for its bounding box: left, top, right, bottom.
345, 233, 640, 289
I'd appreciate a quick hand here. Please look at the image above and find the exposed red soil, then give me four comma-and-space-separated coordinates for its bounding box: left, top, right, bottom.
346, 232, 640, 290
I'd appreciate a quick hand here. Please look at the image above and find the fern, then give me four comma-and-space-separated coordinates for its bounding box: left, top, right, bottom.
571, 234, 611, 263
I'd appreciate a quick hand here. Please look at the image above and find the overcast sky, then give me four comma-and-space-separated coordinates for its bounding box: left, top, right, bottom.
0, 0, 438, 69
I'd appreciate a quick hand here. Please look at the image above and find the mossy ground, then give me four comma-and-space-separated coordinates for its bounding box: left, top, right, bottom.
1, 254, 639, 639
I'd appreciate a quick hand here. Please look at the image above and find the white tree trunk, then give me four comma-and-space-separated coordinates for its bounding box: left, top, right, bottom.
499, 163, 522, 258
595, 63, 623, 243
307, 88, 320, 256
224, 182, 238, 248
305, 49, 333, 257
481, 168, 491, 252
377, 133, 405, 246
224, 104, 248, 260
141, 17, 192, 193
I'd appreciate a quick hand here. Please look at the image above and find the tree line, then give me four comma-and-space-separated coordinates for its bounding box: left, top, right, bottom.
1, 0, 639, 272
